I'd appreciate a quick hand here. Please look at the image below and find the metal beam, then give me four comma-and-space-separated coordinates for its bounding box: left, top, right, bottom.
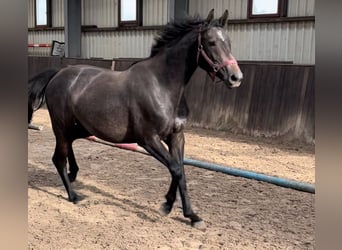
168, 0, 189, 21
64, 0, 81, 57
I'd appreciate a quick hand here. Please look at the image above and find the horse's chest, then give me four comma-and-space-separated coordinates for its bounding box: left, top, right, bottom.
157, 116, 187, 139
173, 117, 187, 133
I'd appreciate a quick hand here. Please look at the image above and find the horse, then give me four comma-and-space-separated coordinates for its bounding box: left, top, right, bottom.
28, 9, 243, 228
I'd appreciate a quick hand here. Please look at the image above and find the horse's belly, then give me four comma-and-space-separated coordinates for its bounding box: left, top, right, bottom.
74, 105, 134, 143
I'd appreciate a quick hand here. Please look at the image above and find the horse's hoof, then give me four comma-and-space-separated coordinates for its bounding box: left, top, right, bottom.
159, 202, 172, 216
68, 173, 77, 182
69, 197, 79, 204
191, 220, 206, 230
68, 193, 79, 204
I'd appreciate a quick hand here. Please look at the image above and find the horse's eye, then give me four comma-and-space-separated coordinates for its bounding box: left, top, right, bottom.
208, 41, 216, 46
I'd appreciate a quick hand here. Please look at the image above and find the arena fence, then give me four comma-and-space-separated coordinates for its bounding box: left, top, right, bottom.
28, 56, 314, 144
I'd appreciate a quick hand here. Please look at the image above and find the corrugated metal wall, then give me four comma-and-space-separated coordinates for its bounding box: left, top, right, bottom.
28, 0, 65, 27
28, 0, 315, 64
28, 0, 167, 58
52, 0, 64, 27
288, 0, 315, 17
230, 21, 315, 64
189, 0, 248, 19
189, 0, 315, 64
28, 30, 65, 56
188, 0, 315, 18
28, 0, 35, 28
143, 0, 168, 26
82, 30, 158, 59
29, 0, 169, 28
82, 0, 118, 27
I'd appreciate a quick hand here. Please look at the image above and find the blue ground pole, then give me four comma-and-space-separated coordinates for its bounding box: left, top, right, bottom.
184, 158, 315, 194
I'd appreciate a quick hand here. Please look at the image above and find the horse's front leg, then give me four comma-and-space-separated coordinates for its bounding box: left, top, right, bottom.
167, 131, 205, 229
141, 133, 204, 228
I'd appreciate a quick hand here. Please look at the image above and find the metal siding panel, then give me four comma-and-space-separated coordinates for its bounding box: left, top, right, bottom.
52, 0, 64, 27
288, 0, 315, 17
297, 22, 305, 63
154, 0, 159, 24
189, 0, 248, 19
28, 0, 35, 28
143, 0, 167, 26
227, 21, 314, 64
28, 0, 314, 63
144, 0, 151, 26
288, 0, 298, 17
82, 0, 118, 27
28, 30, 64, 56
306, 0, 315, 16
81, 30, 158, 59
189, 0, 315, 18
302, 22, 311, 64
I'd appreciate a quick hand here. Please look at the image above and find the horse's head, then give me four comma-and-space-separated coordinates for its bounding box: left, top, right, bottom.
197, 9, 243, 89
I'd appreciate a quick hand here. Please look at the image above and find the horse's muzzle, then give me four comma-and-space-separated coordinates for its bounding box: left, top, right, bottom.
225, 60, 243, 88
228, 74, 243, 88
226, 73, 243, 88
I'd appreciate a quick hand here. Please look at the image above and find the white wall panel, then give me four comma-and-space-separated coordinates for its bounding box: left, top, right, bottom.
27, 0, 315, 64
28, 0, 35, 28
189, 0, 248, 19
143, 0, 168, 25
229, 21, 315, 64
52, 0, 64, 26
190, 0, 315, 18
288, 0, 315, 17
82, 0, 118, 27
82, 30, 158, 59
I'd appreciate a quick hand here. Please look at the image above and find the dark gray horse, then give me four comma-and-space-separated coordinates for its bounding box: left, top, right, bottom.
28, 9, 243, 228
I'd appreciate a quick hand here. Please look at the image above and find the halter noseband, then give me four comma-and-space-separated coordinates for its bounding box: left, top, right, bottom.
196, 26, 237, 81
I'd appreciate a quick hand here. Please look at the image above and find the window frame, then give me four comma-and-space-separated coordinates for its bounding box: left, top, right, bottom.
118, 0, 142, 27
34, 0, 52, 28
248, 0, 287, 19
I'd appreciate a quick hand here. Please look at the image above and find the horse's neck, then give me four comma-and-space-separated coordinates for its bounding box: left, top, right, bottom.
148, 32, 198, 86
167, 42, 198, 84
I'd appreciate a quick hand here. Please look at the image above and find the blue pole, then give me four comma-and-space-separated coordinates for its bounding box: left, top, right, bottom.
87, 138, 315, 194
183, 158, 315, 194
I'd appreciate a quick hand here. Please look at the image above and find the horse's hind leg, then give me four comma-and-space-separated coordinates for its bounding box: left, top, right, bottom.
67, 123, 92, 182
52, 139, 78, 203
67, 143, 79, 182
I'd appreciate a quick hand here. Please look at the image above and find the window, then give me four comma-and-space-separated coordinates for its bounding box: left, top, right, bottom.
118, 0, 142, 27
35, 0, 51, 27
248, 0, 287, 18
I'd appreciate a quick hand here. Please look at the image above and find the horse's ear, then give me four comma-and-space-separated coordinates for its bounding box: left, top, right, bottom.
206, 9, 214, 23
218, 9, 229, 27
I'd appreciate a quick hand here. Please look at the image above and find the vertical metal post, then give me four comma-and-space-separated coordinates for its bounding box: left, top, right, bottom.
168, 0, 189, 22
174, 0, 188, 20
64, 0, 81, 58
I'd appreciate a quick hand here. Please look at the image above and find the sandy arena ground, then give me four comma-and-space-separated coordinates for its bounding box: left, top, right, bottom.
28, 109, 315, 249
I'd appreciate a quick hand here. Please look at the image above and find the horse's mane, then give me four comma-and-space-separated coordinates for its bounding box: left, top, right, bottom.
150, 16, 208, 57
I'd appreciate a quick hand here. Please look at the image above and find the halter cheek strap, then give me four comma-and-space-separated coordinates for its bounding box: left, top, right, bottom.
196, 29, 237, 81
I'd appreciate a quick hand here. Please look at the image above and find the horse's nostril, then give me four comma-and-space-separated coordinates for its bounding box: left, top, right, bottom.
230, 74, 243, 82
230, 75, 238, 82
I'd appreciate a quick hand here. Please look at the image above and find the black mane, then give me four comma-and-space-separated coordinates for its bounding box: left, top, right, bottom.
150, 16, 224, 57
150, 16, 205, 57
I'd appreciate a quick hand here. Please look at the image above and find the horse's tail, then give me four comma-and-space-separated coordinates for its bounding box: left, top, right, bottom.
28, 68, 60, 124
